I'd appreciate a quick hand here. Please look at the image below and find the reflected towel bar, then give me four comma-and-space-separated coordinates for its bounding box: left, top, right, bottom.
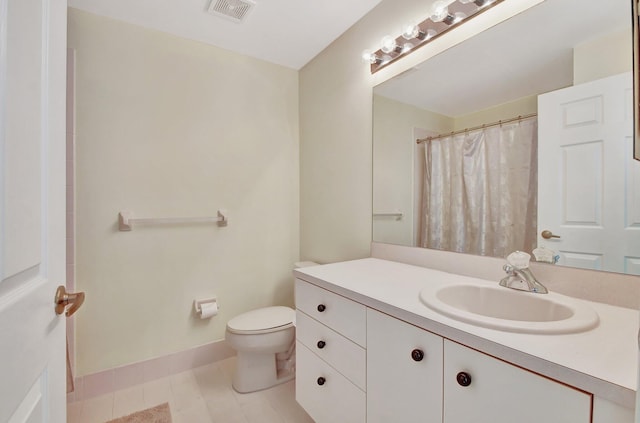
118, 209, 228, 231
373, 211, 403, 220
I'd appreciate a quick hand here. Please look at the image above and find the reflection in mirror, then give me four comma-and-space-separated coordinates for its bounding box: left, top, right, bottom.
373, 0, 640, 275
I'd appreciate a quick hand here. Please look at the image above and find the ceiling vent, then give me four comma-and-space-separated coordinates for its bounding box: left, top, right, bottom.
206, 0, 256, 23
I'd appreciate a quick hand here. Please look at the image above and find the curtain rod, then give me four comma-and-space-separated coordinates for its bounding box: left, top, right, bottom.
416, 113, 538, 144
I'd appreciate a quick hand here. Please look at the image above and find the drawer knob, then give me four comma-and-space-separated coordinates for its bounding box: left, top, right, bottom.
411, 349, 424, 362
317, 377, 326, 386
456, 372, 472, 387
317, 304, 326, 312
317, 340, 326, 349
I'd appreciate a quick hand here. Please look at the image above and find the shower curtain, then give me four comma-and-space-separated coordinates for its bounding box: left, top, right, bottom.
419, 117, 538, 258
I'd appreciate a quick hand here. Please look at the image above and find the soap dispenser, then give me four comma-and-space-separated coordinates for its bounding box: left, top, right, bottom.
532, 246, 560, 264
499, 251, 548, 294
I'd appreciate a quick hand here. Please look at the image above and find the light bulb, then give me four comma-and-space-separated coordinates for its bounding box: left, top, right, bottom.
430, 1, 450, 22
381, 35, 399, 54
402, 23, 420, 40
453, 12, 466, 23
361, 49, 380, 65
402, 42, 414, 53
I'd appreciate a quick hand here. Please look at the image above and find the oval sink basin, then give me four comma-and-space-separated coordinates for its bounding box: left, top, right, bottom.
419, 283, 599, 334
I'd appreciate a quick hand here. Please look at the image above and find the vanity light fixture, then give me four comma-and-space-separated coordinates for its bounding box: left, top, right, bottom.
362, 0, 504, 73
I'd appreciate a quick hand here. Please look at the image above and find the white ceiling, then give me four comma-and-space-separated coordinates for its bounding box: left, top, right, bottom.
67, 0, 384, 70
374, 0, 631, 117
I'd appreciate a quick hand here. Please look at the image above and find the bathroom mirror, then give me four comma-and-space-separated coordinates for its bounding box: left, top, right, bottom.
372, 0, 640, 275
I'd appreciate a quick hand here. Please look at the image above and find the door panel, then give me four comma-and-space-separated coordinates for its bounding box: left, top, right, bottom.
561, 141, 602, 225
0, 0, 67, 421
4, 0, 42, 278
9, 374, 47, 423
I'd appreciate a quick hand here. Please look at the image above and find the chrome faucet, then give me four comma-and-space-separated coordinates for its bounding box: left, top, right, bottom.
499, 264, 548, 294
499, 251, 549, 294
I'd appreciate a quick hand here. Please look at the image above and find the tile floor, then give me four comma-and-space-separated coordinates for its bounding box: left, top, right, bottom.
67, 357, 314, 423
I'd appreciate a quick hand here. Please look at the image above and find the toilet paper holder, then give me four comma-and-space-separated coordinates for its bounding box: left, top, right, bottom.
194, 297, 219, 318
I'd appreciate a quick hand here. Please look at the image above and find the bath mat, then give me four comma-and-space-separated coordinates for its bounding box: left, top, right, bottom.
105, 402, 172, 423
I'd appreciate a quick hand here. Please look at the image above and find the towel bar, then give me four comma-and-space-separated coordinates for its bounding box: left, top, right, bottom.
373, 211, 403, 220
118, 209, 228, 231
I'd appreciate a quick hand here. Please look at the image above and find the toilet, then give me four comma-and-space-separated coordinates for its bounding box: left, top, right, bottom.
226, 306, 296, 393
225, 261, 318, 393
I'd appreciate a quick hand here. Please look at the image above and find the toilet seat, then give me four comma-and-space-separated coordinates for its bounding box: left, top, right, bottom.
226, 306, 295, 335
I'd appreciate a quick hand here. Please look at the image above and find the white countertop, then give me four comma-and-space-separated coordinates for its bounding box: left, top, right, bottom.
294, 258, 639, 408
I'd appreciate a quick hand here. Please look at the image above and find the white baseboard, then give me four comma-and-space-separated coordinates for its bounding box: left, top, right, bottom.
67, 339, 235, 402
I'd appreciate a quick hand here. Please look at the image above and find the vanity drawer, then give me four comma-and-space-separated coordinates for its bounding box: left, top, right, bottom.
295, 279, 366, 347
296, 310, 366, 390
296, 341, 366, 423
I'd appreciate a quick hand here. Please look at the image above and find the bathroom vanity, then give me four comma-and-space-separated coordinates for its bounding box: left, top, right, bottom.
293, 258, 637, 423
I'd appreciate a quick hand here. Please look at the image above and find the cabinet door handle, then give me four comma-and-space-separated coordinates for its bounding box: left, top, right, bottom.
317, 377, 326, 386
456, 372, 472, 387
317, 304, 326, 312
411, 349, 424, 361
317, 340, 326, 349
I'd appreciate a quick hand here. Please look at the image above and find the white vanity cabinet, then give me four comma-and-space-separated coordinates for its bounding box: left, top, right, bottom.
367, 308, 443, 423
295, 278, 602, 423
294, 279, 366, 423
365, 309, 592, 423
443, 340, 592, 423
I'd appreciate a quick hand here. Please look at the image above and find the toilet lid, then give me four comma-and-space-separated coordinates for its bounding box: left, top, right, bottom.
227, 306, 295, 334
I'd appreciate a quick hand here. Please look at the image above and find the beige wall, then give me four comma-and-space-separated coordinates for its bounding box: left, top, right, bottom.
574, 29, 632, 85
69, 9, 299, 375
453, 95, 538, 130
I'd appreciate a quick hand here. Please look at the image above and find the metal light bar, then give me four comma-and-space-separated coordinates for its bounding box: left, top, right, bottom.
367, 0, 505, 74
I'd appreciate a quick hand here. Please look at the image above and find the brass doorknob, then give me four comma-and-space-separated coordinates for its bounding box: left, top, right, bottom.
55, 285, 85, 317
541, 230, 561, 240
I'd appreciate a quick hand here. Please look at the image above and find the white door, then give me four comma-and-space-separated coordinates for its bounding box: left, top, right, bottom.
538, 72, 640, 274
1, 0, 68, 422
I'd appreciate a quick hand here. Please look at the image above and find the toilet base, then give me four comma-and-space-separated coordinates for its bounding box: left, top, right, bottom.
232, 351, 295, 393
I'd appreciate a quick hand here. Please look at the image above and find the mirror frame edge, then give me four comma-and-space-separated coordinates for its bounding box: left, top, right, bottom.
634, 0, 640, 160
